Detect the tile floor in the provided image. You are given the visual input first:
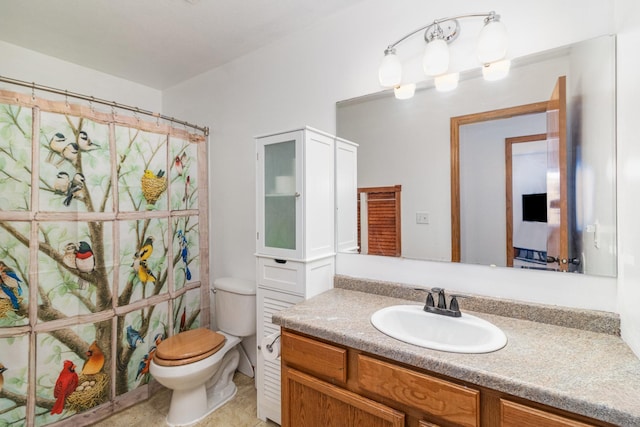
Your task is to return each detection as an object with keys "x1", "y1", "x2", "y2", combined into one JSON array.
[{"x1": 94, "y1": 373, "x2": 279, "y2": 427}]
